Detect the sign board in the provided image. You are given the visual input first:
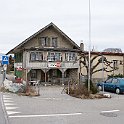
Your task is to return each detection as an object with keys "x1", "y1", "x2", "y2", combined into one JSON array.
[
  {"x1": 2, "y1": 55, "x2": 9, "y2": 65},
  {"x1": 48, "y1": 62, "x2": 61, "y2": 68}
]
